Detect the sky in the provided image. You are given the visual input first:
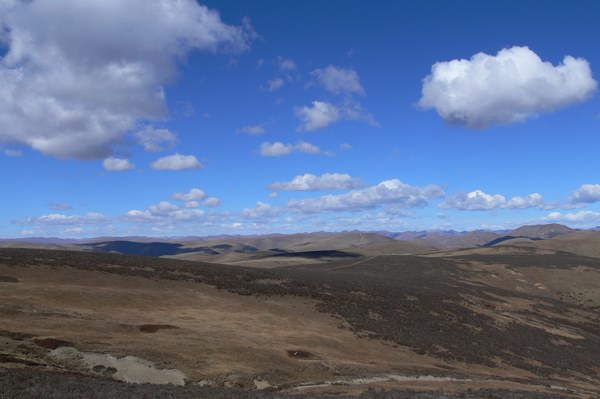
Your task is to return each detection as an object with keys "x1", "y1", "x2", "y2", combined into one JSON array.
[{"x1": 1, "y1": 0, "x2": 600, "y2": 238}]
